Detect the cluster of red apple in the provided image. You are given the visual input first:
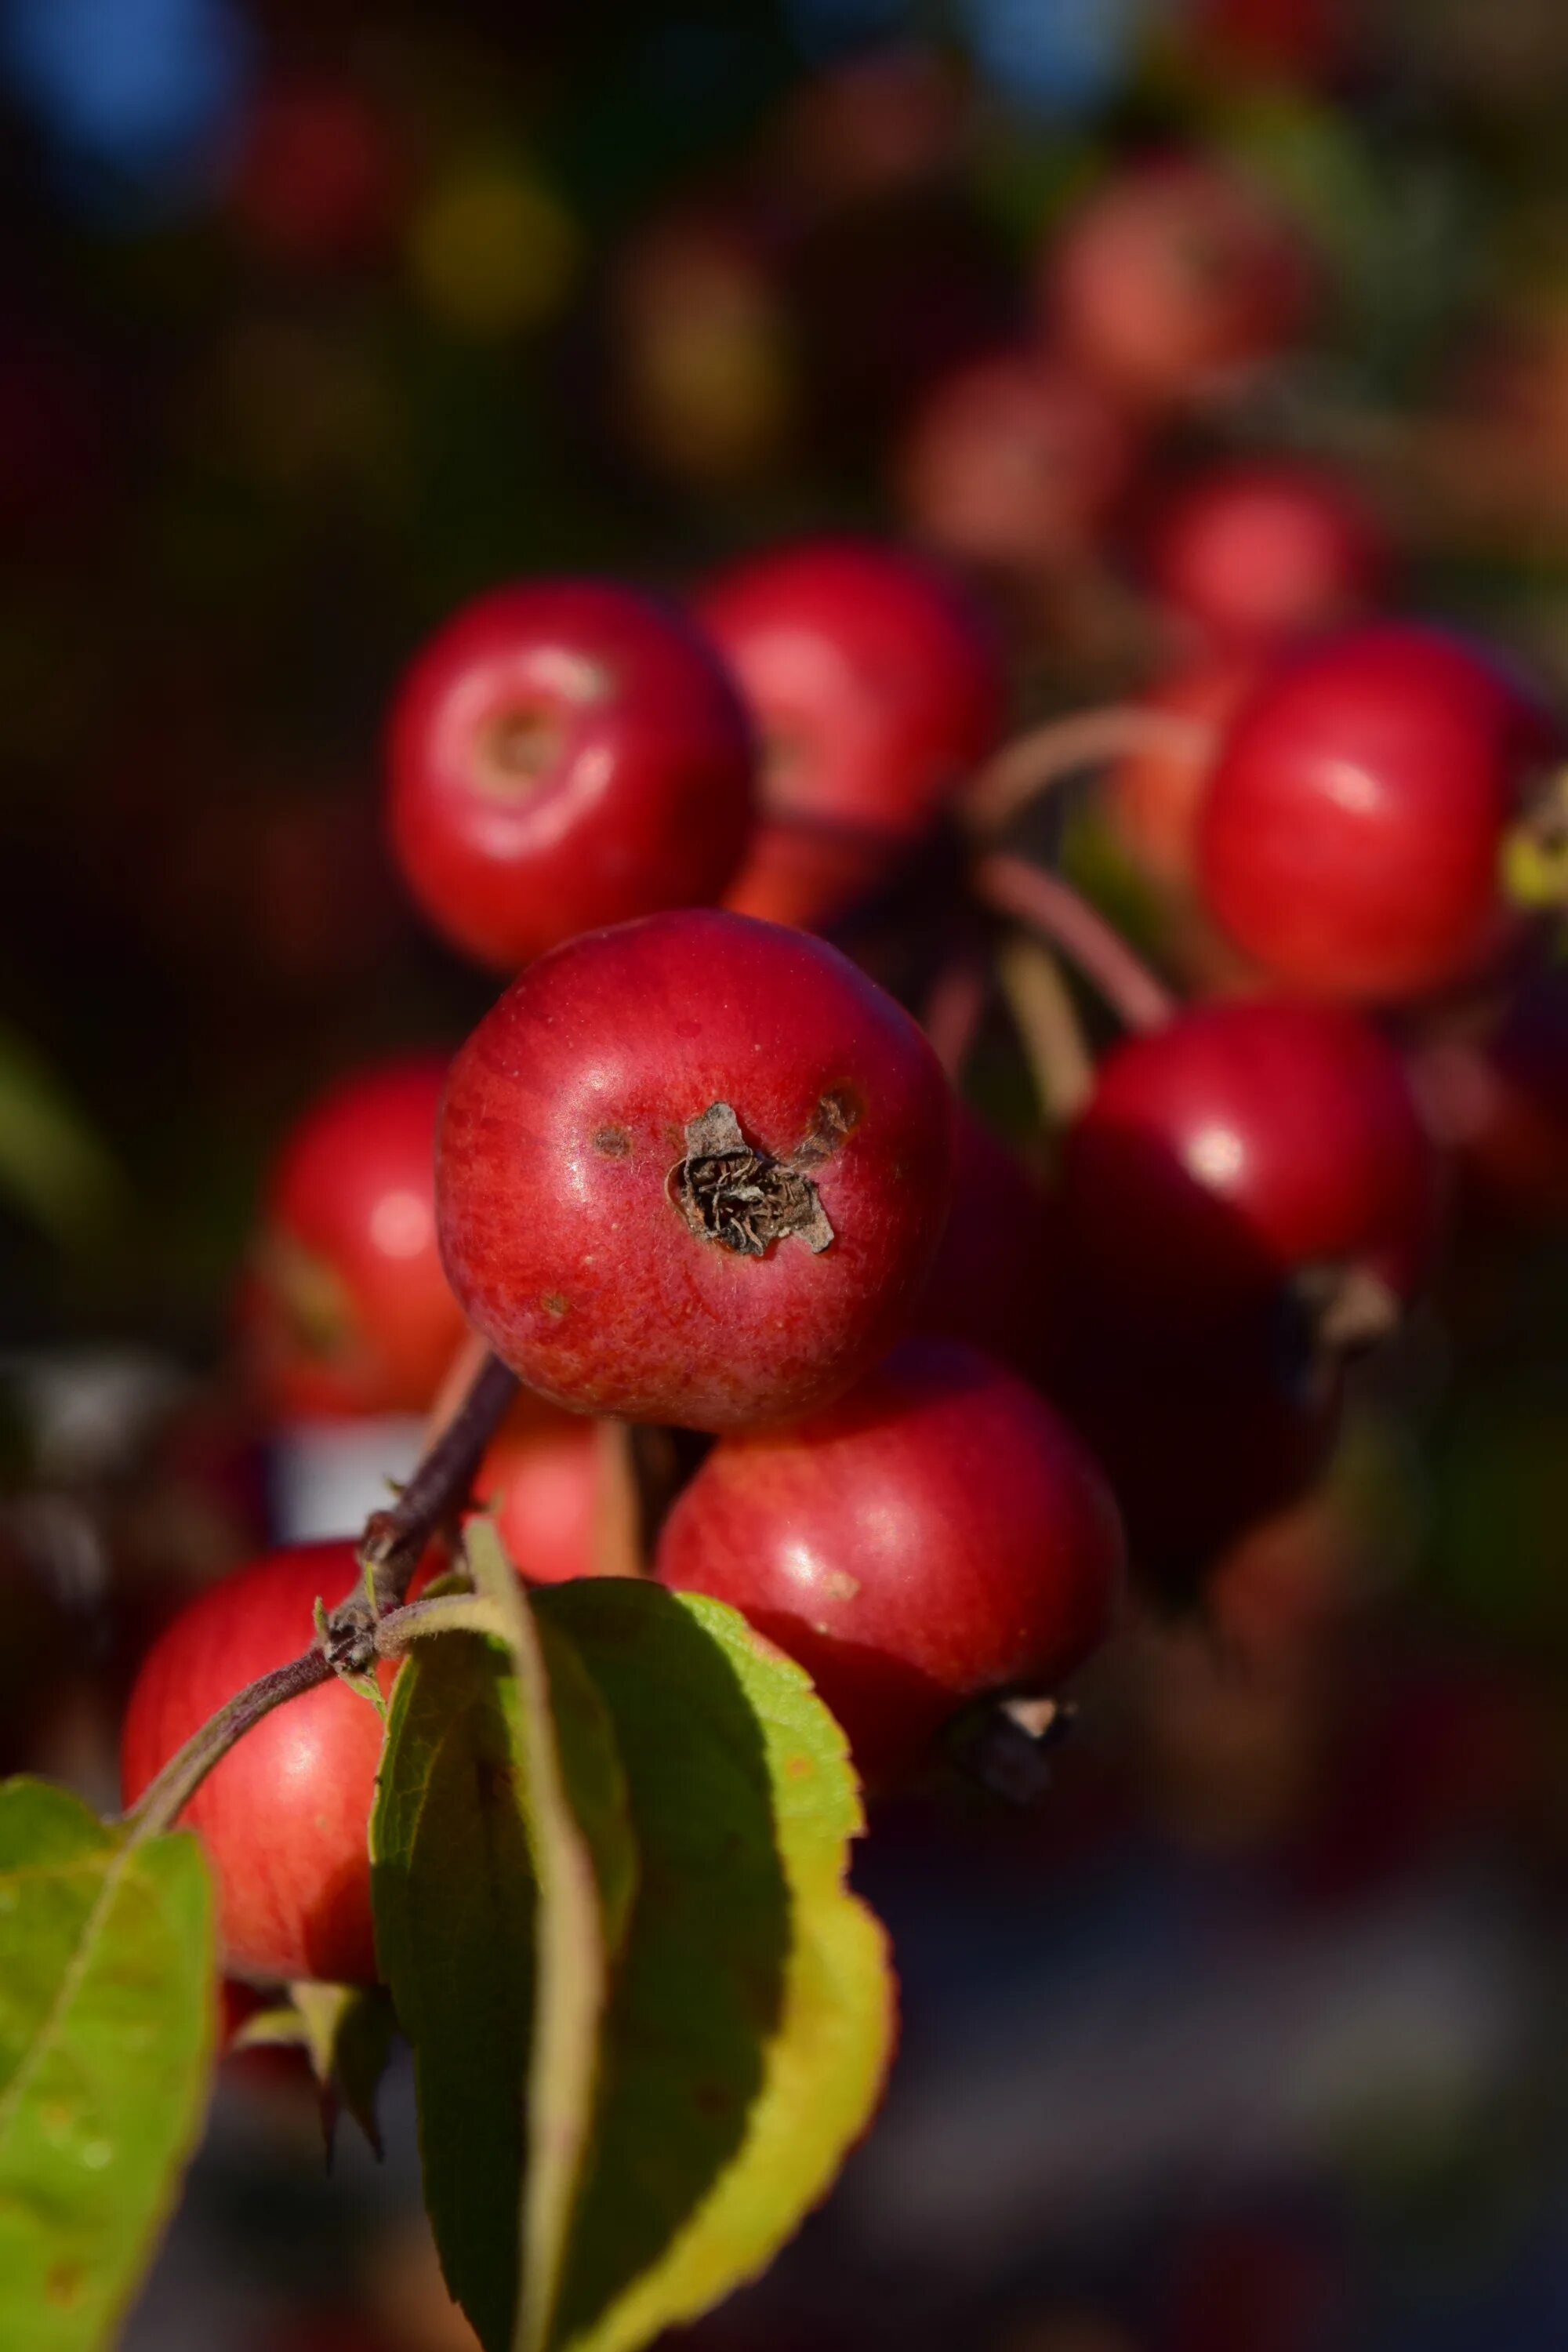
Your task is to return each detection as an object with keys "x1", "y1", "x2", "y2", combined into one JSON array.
[
  {"x1": 117, "y1": 149, "x2": 1568, "y2": 2008},
  {"x1": 896, "y1": 152, "x2": 1325, "y2": 588}
]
